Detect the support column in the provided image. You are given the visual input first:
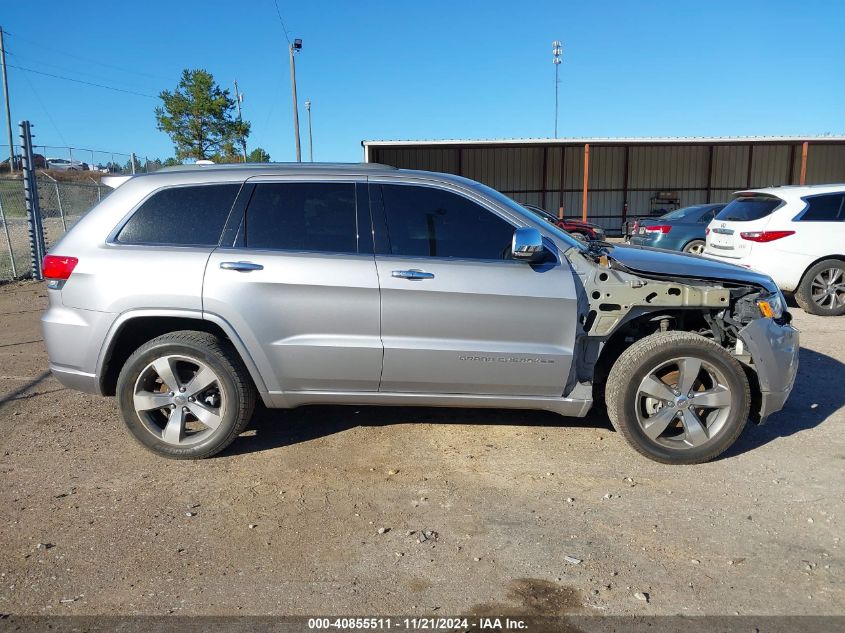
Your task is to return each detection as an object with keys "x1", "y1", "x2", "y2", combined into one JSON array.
[
  {"x1": 581, "y1": 143, "x2": 590, "y2": 222},
  {"x1": 799, "y1": 141, "x2": 809, "y2": 185}
]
